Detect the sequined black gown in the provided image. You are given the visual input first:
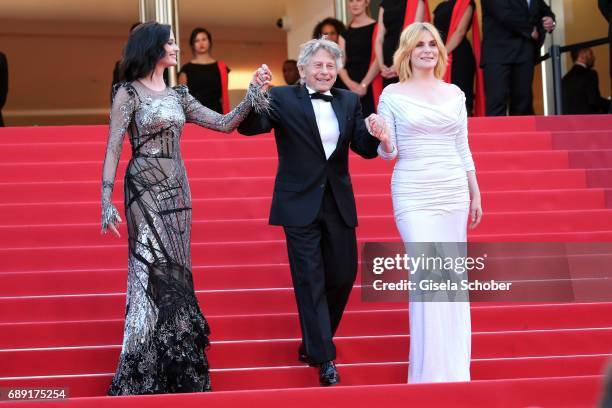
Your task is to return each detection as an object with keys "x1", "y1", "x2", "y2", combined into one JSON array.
[{"x1": 101, "y1": 80, "x2": 261, "y2": 395}]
